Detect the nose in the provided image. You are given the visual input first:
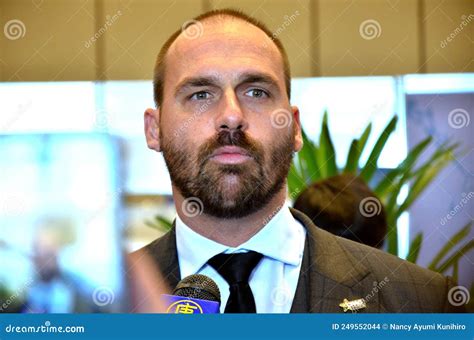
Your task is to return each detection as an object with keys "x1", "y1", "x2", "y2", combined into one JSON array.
[{"x1": 214, "y1": 89, "x2": 248, "y2": 132}]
